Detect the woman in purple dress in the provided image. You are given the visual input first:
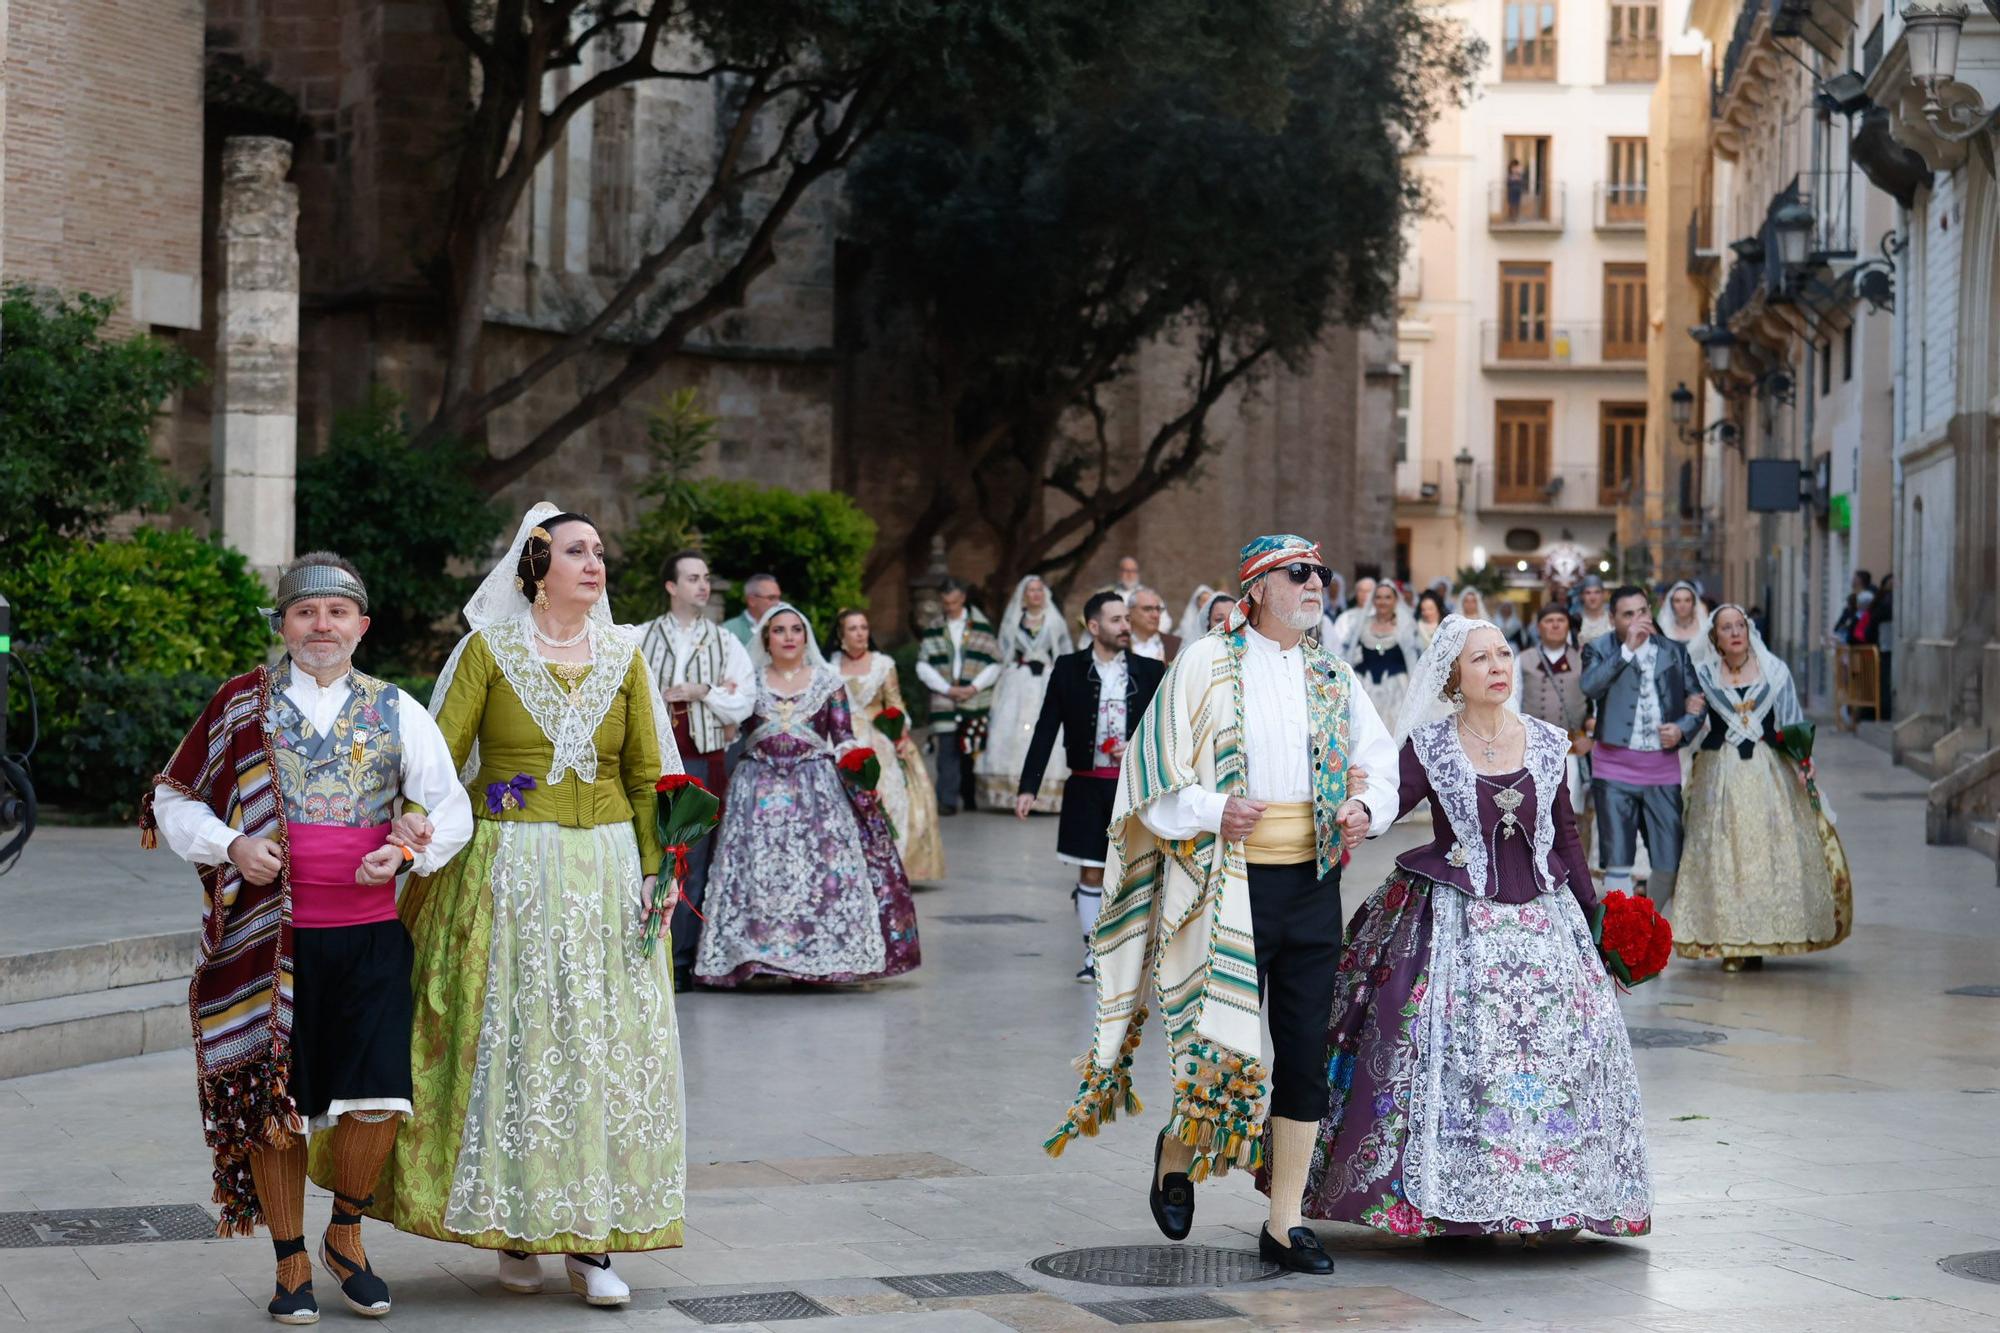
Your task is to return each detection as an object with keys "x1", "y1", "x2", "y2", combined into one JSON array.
[
  {"x1": 1297, "y1": 615, "x2": 1652, "y2": 1238},
  {"x1": 694, "y1": 604, "x2": 921, "y2": 986}
]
